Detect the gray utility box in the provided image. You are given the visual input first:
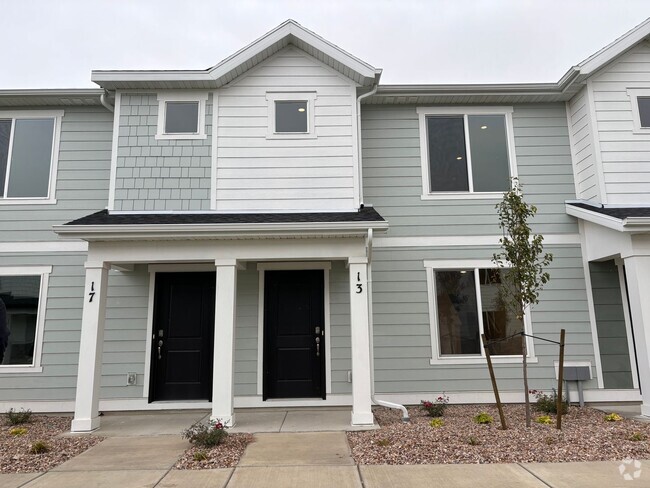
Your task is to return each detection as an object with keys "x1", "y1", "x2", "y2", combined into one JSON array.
[{"x1": 563, "y1": 365, "x2": 591, "y2": 407}]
